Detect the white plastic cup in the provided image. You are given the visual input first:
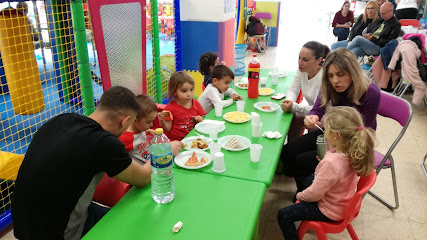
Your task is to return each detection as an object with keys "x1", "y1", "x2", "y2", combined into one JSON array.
[
  {"x1": 212, "y1": 152, "x2": 226, "y2": 173},
  {"x1": 210, "y1": 142, "x2": 221, "y2": 159},
  {"x1": 214, "y1": 103, "x2": 223, "y2": 117},
  {"x1": 272, "y1": 66, "x2": 278, "y2": 74},
  {"x1": 251, "y1": 122, "x2": 263, "y2": 138},
  {"x1": 208, "y1": 125, "x2": 218, "y2": 140},
  {"x1": 236, "y1": 100, "x2": 246, "y2": 112},
  {"x1": 250, "y1": 144, "x2": 263, "y2": 163},
  {"x1": 260, "y1": 77, "x2": 267, "y2": 87},
  {"x1": 271, "y1": 75, "x2": 278, "y2": 85}
]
